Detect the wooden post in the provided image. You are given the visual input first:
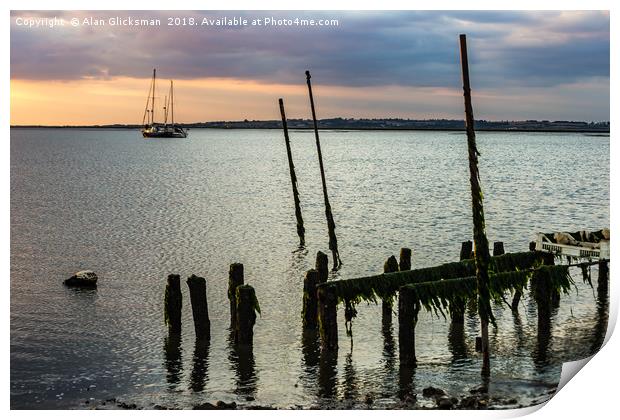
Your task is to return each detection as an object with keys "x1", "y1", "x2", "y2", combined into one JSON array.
[
  {"x1": 383, "y1": 256, "x2": 399, "y2": 324},
  {"x1": 399, "y1": 248, "x2": 412, "y2": 271},
  {"x1": 456, "y1": 243, "x2": 472, "y2": 322},
  {"x1": 306, "y1": 70, "x2": 342, "y2": 270},
  {"x1": 279, "y1": 98, "x2": 306, "y2": 248},
  {"x1": 186, "y1": 274, "x2": 211, "y2": 341},
  {"x1": 317, "y1": 286, "x2": 338, "y2": 351},
  {"x1": 460, "y1": 240, "x2": 473, "y2": 261},
  {"x1": 165, "y1": 274, "x2": 182, "y2": 334},
  {"x1": 493, "y1": 241, "x2": 505, "y2": 256},
  {"x1": 398, "y1": 286, "x2": 418, "y2": 367},
  {"x1": 316, "y1": 251, "x2": 329, "y2": 284},
  {"x1": 235, "y1": 285, "x2": 258, "y2": 345},
  {"x1": 228, "y1": 263, "x2": 244, "y2": 329},
  {"x1": 529, "y1": 241, "x2": 537, "y2": 251},
  {"x1": 303, "y1": 269, "x2": 320, "y2": 329},
  {"x1": 460, "y1": 33, "x2": 492, "y2": 377},
  {"x1": 597, "y1": 260, "x2": 609, "y2": 297}
]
